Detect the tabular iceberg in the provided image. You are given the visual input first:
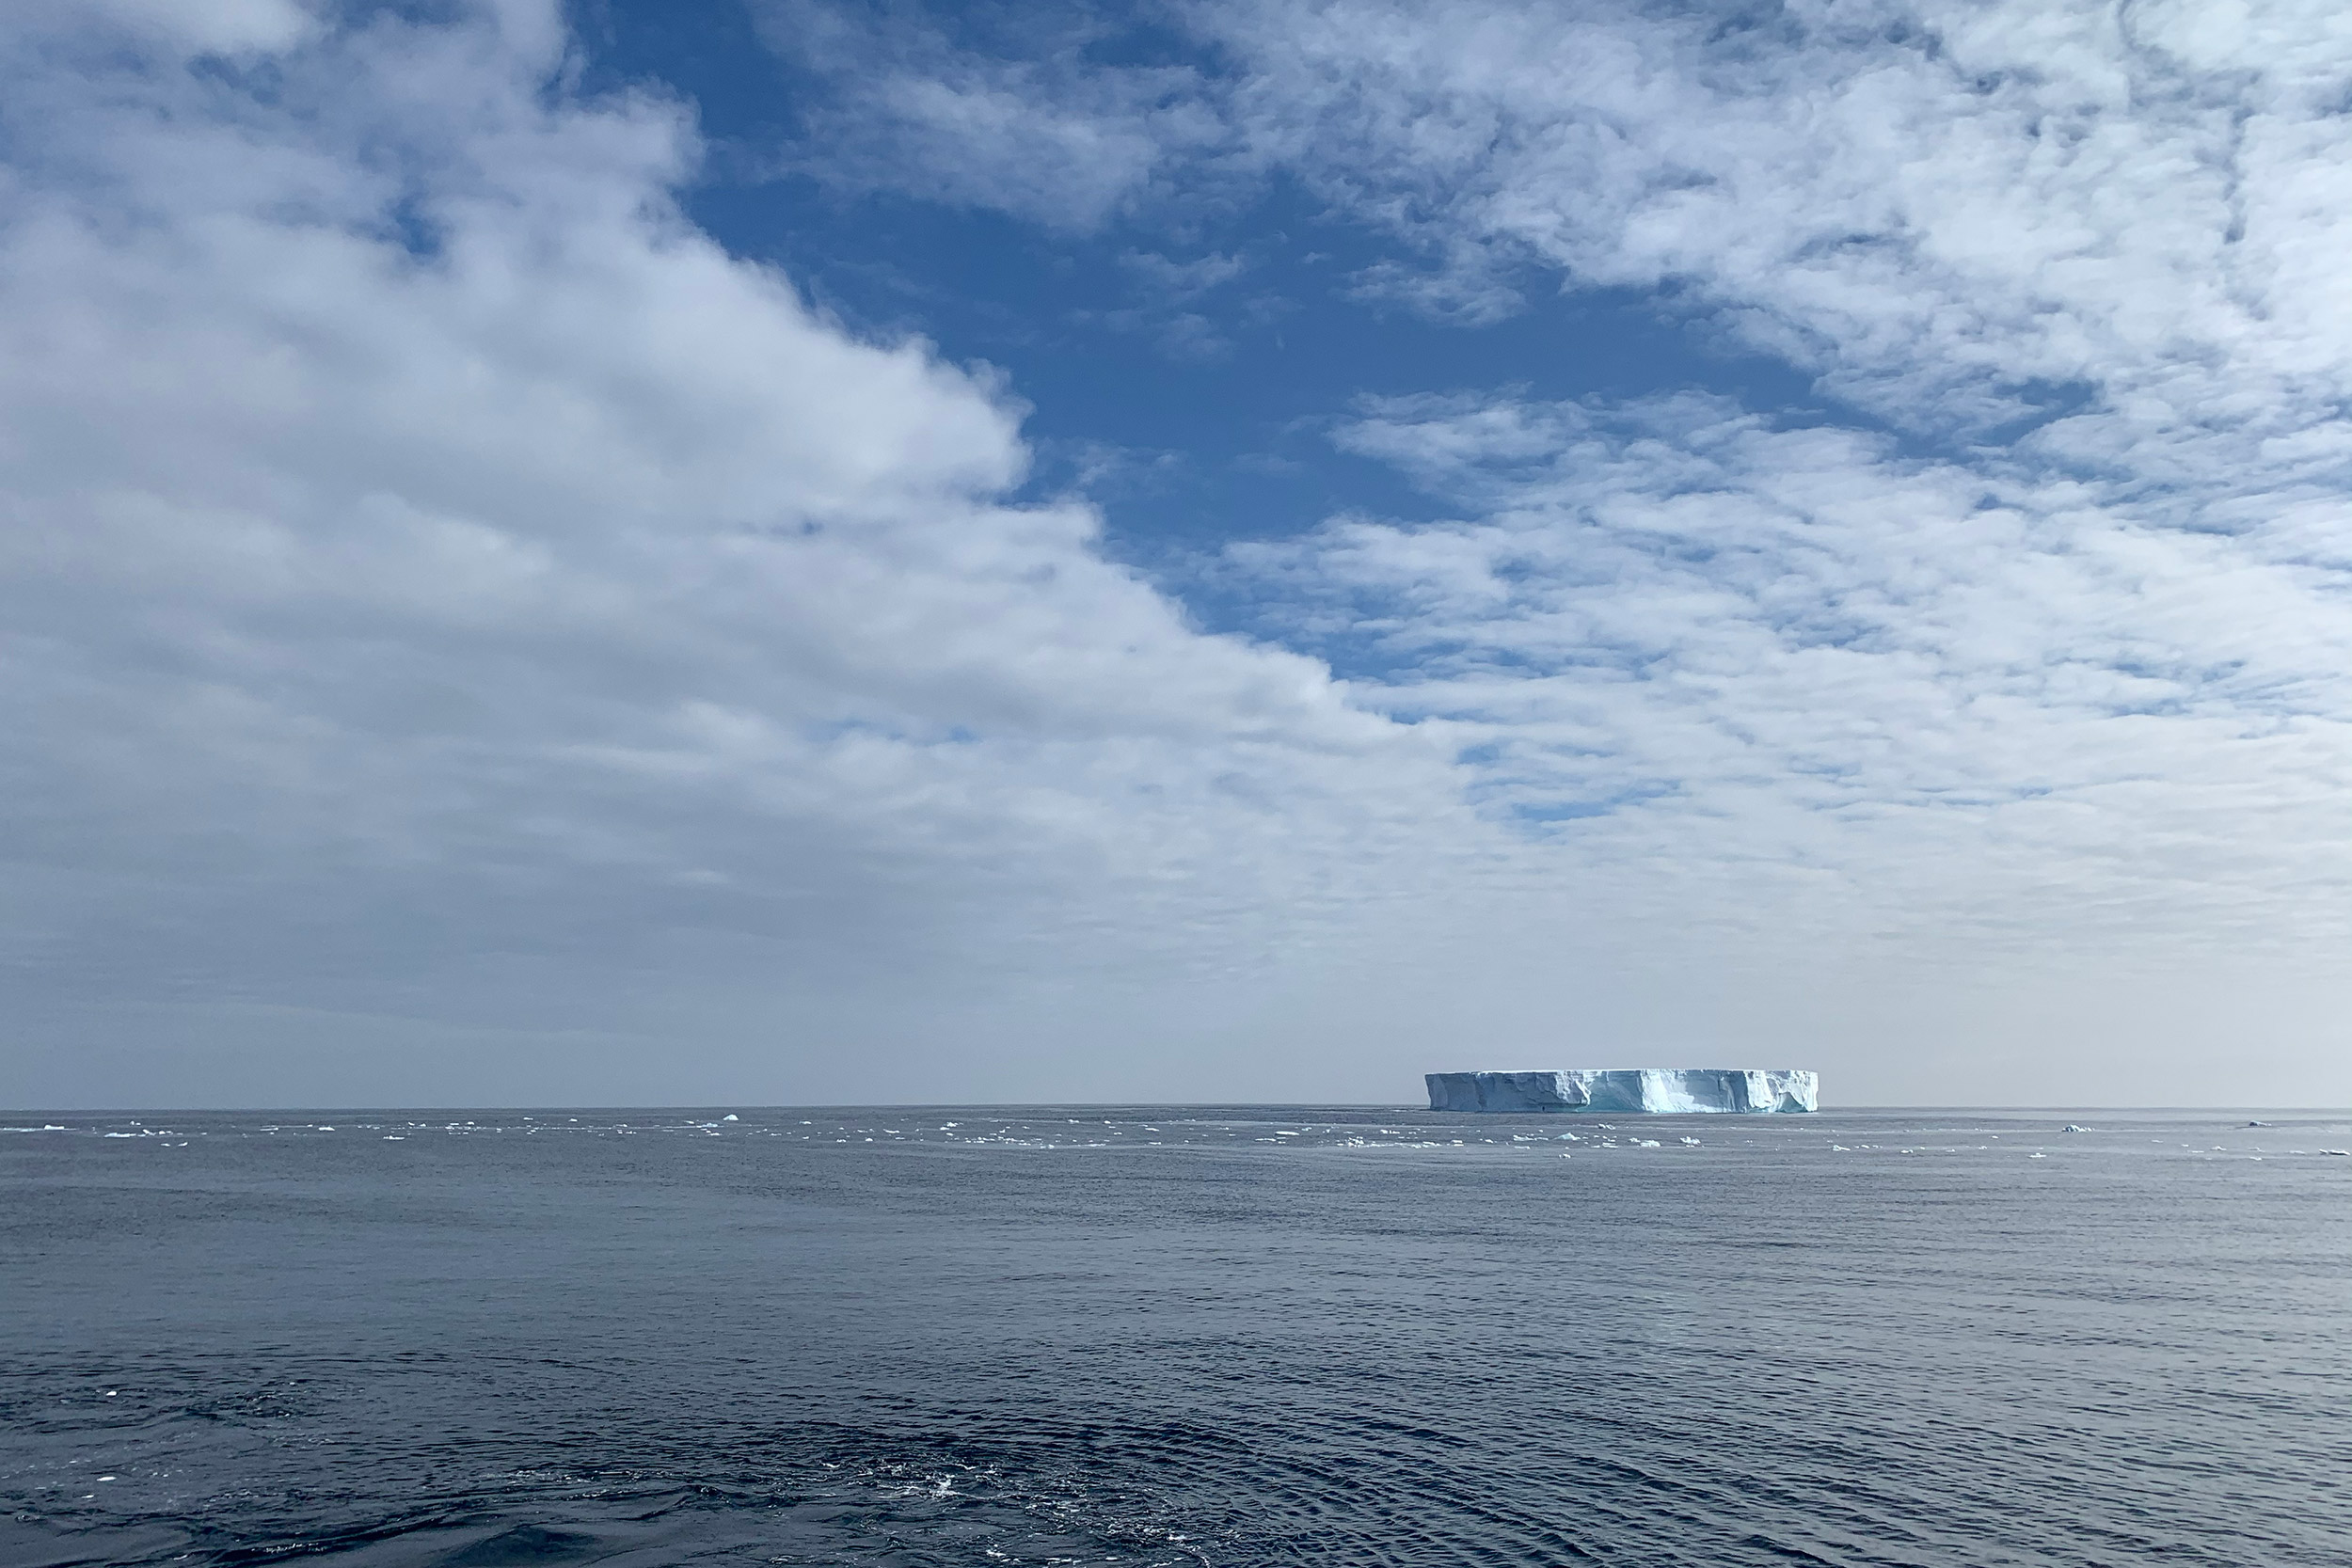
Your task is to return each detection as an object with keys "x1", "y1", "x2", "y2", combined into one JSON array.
[{"x1": 1426, "y1": 1069, "x2": 1818, "y2": 1114}]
